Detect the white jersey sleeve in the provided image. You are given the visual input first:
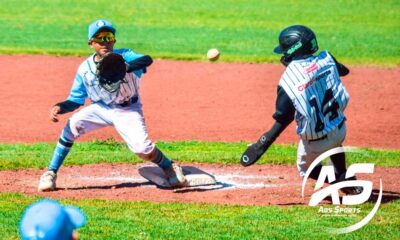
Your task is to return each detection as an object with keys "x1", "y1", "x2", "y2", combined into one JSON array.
[{"x1": 278, "y1": 51, "x2": 349, "y2": 140}]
